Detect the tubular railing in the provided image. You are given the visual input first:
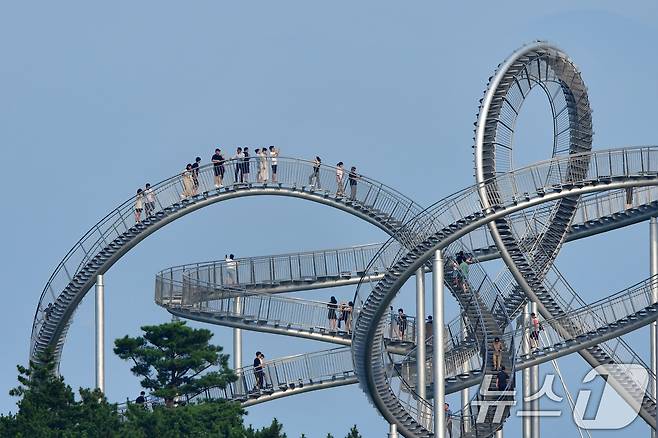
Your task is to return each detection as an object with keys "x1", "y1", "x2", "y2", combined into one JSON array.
[
  {"x1": 355, "y1": 147, "x2": 658, "y2": 321},
  {"x1": 353, "y1": 146, "x2": 658, "y2": 435},
  {"x1": 158, "y1": 242, "x2": 401, "y2": 292},
  {"x1": 191, "y1": 347, "x2": 354, "y2": 402},
  {"x1": 159, "y1": 269, "x2": 477, "y2": 353},
  {"x1": 33, "y1": 156, "x2": 425, "y2": 358},
  {"x1": 506, "y1": 275, "x2": 658, "y2": 359}
]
